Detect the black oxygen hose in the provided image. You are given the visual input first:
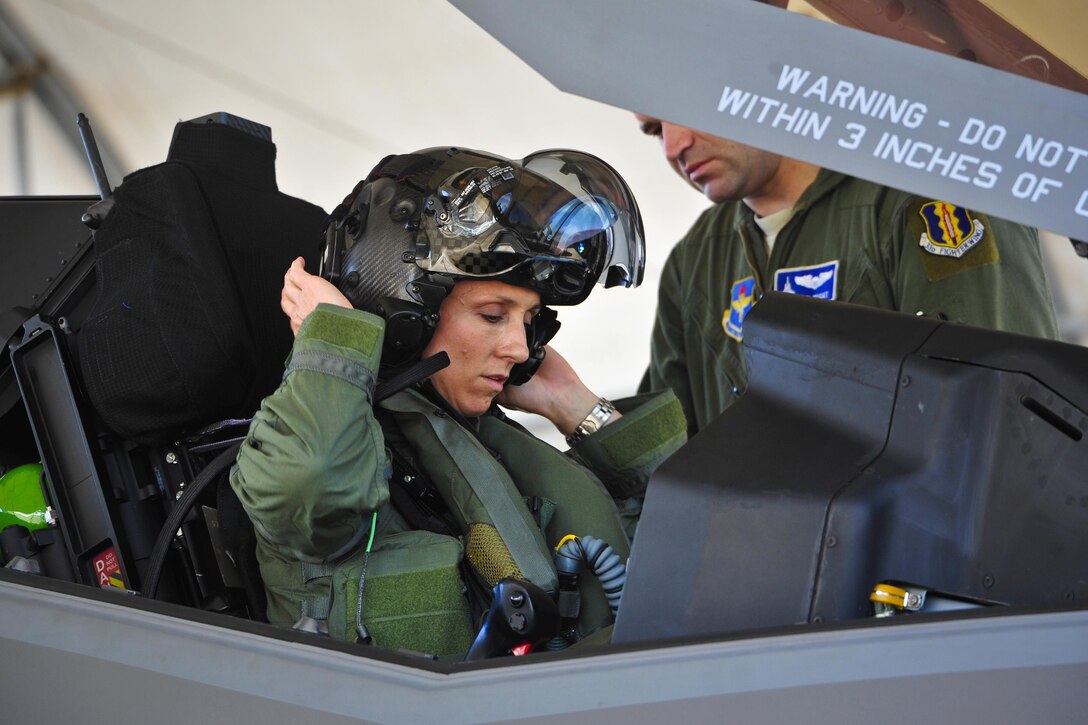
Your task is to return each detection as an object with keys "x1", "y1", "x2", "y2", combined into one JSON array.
[{"x1": 547, "y1": 535, "x2": 626, "y2": 650}]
